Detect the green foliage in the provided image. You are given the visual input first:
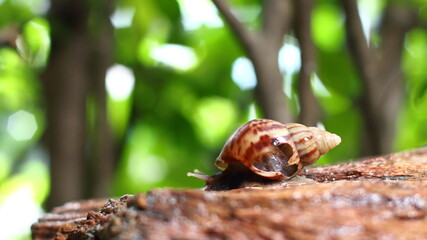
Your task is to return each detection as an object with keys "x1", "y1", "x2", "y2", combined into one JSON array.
[
  {"x1": 18, "y1": 17, "x2": 50, "y2": 67},
  {"x1": 1, "y1": 0, "x2": 427, "y2": 238},
  {"x1": 0, "y1": 48, "x2": 39, "y2": 110},
  {"x1": 395, "y1": 29, "x2": 427, "y2": 150},
  {"x1": 312, "y1": 2, "x2": 345, "y2": 52},
  {"x1": 0, "y1": 0, "x2": 34, "y2": 27}
]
